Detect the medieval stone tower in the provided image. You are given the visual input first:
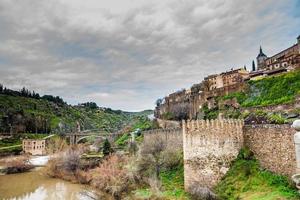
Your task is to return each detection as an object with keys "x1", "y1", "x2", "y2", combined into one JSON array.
[{"x1": 256, "y1": 46, "x2": 268, "y2": 70}]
